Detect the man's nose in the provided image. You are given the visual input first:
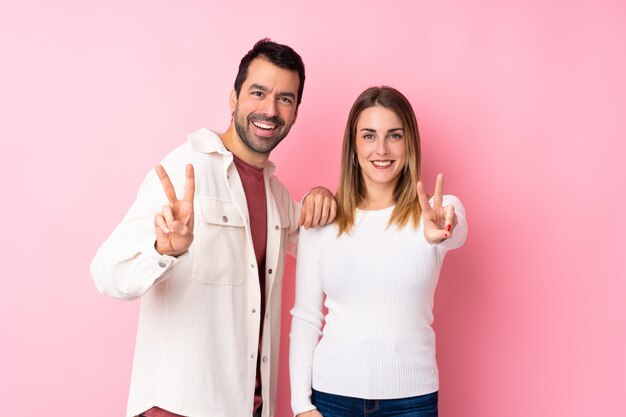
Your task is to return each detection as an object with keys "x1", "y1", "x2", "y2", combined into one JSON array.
[{"x1": 259, "y1": 97, "x2": 278, "y2": 117}]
